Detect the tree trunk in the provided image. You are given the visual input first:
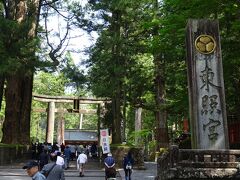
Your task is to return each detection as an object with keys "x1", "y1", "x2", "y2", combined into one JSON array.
[
  {"x1": 0, "y1": 76, "x2": 5, "y2": 110},
  {"x1": 152, "y1": 0, "x2": 169, "y2": 151},
  {"x1": 2, "y1": 72, "x2": 33, "y2": 144},
  {"x1": 122, "y1": 90, "x2": 127, "y2": 142},
  {"x1": 154, "y1": 54, "x2": 169, "y2": 151},
  {"x1": 111, "y1": 9, "x2": 122, "y2": 144},
  {"x1": 19, "y1": 73, "x2": 33, "y2": 144},
  {"x1": 135, "y1": 107, "x2": 142, "y2": 145},
  {"x1": 112, "y1": 96, "x2": 122, "y2": 143},
  {"x1": 2, "y1": 0, "x2": 41, "y2": 144},
  {"x1": 2, "y1": 75, "x2": 22, "y2": 144}
]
